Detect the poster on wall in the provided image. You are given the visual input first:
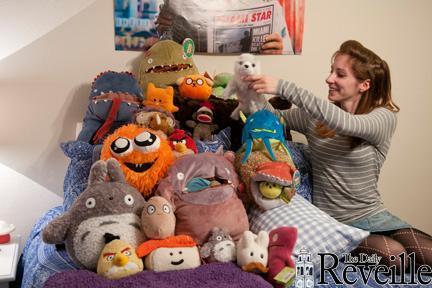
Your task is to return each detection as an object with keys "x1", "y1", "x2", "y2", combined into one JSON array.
[{"x1": 114, "y1": 0, "x2": 305, "y2": 54}]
